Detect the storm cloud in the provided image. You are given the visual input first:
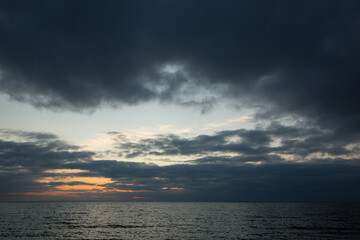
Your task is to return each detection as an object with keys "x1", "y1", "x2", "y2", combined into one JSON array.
[
  {"x1": 0, "y1": 1, "x2": 360, "y2": 202},
  {"x1": 59, "y1": 159, "x2": 360, "y2": 202},
  {"x1": 0, "y1": 0, "x2": 359, "y2": 132}
]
